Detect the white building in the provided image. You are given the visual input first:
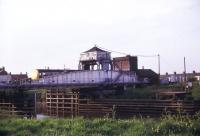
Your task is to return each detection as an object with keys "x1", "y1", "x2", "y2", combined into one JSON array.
[{"x1": 79, "y1": 46, "x2": 112, "y2": 71}]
